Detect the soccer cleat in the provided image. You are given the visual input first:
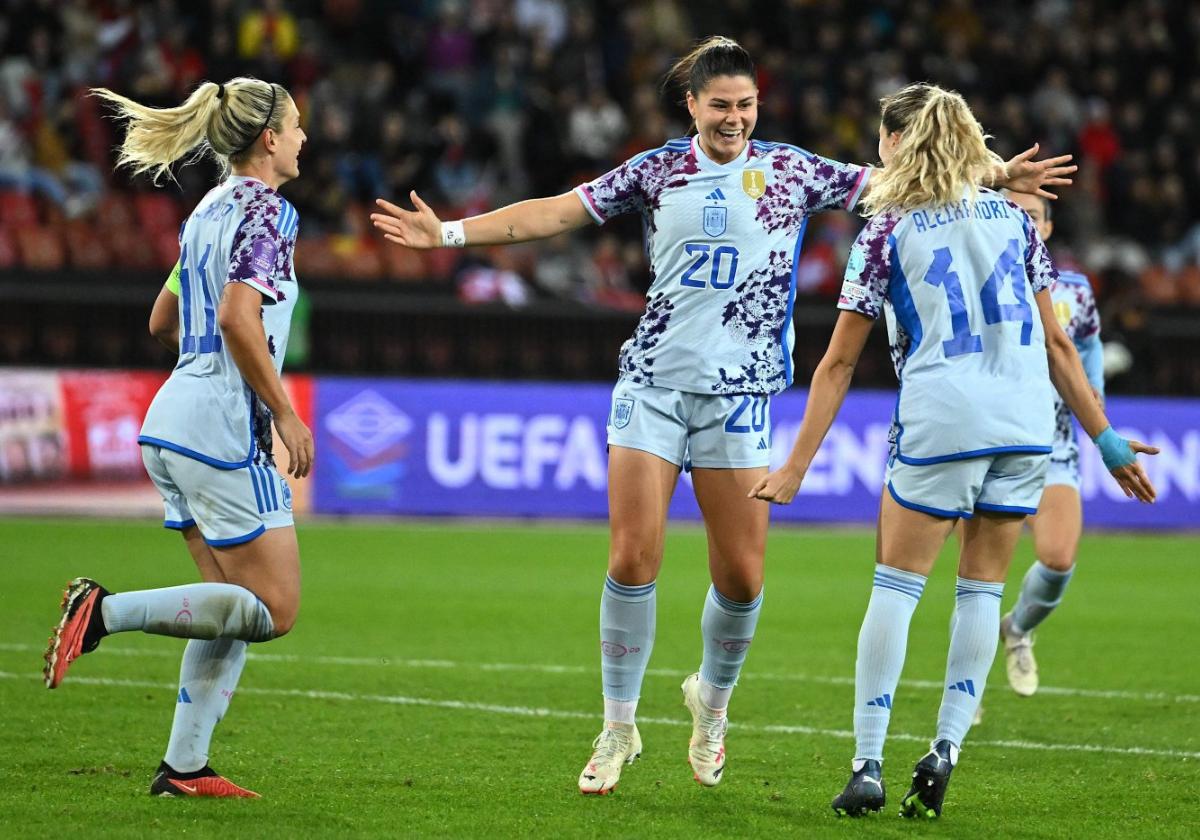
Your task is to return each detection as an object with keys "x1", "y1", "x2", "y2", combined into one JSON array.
[
  {"x1": 150, "y1": 762, "x2": 260, "y2": 798},
  {"x1": 1000, "y1": 613, "x2": 1038, "y2": 696},
  {"x1": 43, "y1": 577, "x2": 109, "y2": 689},
  {"x1": 578, "y1": 722, "x2": 642, "y2": 795},
  {"x1": 899, "y1": 740, "x2": 957, "y2": 819},
  {"x1": 831, "y1": 759, "x2": 885, "y2": 817},
  {"x1": 681, "y1": 673, "x2": 727, "y2": 787}
]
